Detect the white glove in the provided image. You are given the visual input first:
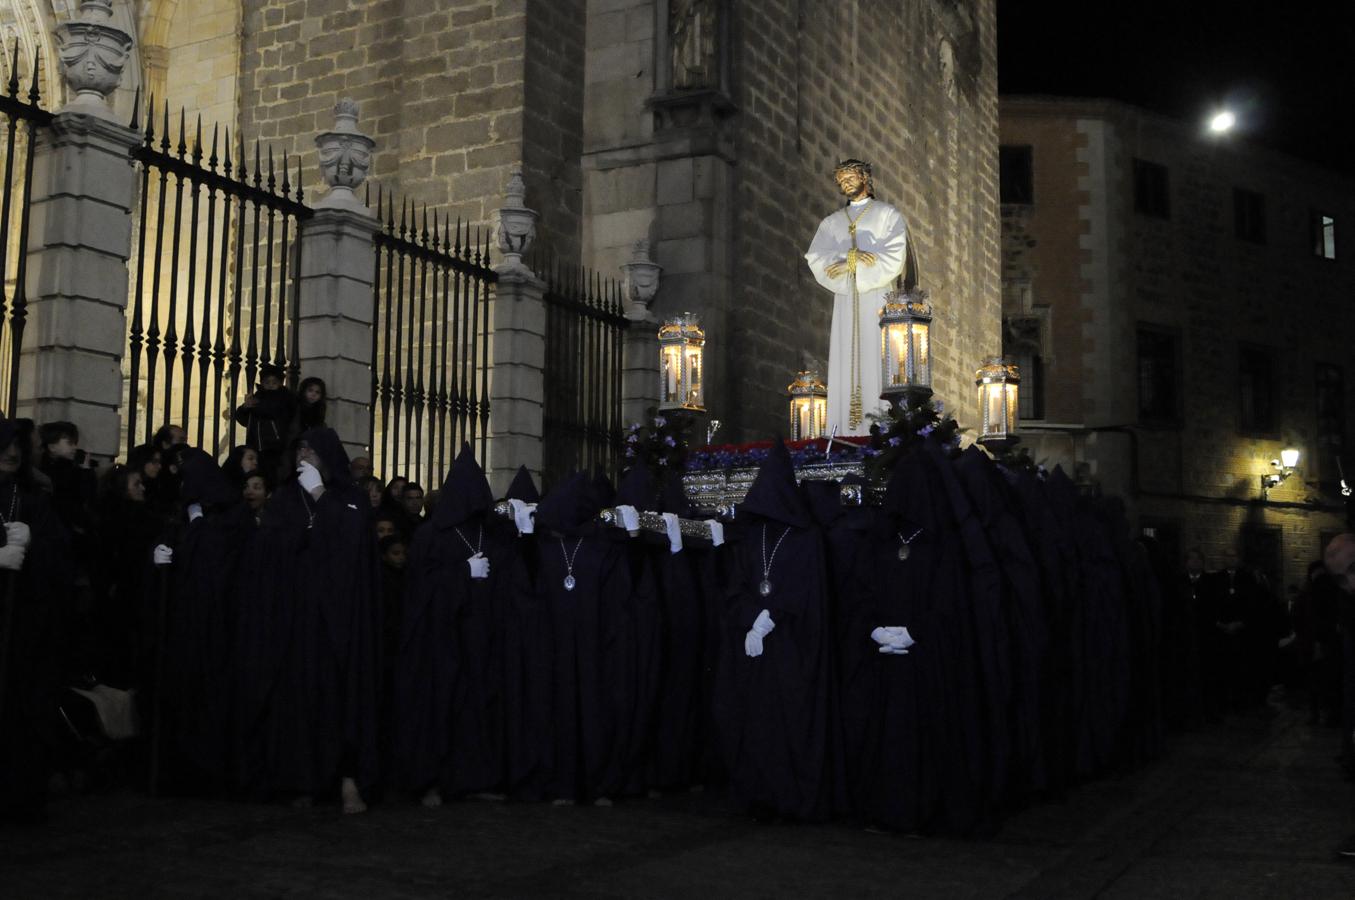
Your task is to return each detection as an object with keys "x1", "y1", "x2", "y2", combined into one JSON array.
[
  {"x1": 4, "y1": 521, "x2": 31, "y2": 550},
  {"x1": 0, "y1": 543, "x2": 26, "y2": 571},
  {"x1": 705, "y1": 520, "x2": 724, "y2": 546},
  {"x1": 153, "y1": 544, "x2": 174, "y2": 567},
  {"x1": 508, "y1": 499, "x2": 536, "y2": 535},
  {"x1": 296, "y1": 460, "x2": 324, "y2": 495},
  {"x1": 661, "y1": 512, "x2": 683, "y2": 554},
  {"x1": 186, "y1": 503, "x2": 204, "y2": 523},
  {"x1": 744, "y1": 608, "x2": 775, "y2": 658},
  {"x1": 871, "y1": 625, "x2": 915, "y2": 655},
  {"x1": 467, "y1": 552, "x2": 490, "y2": 579},
  {"x1": 615, "y1": 505, "x2": 641, "y2": 536}
]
